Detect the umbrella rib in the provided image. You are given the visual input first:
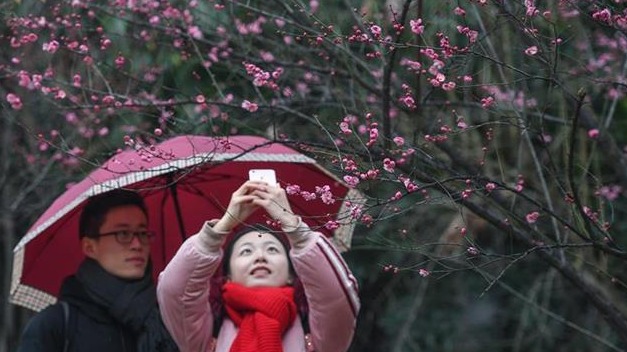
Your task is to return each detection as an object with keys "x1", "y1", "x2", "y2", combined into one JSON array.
[{"x1": 167, "y1": 174, "x2": 187, "y2": 242}]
